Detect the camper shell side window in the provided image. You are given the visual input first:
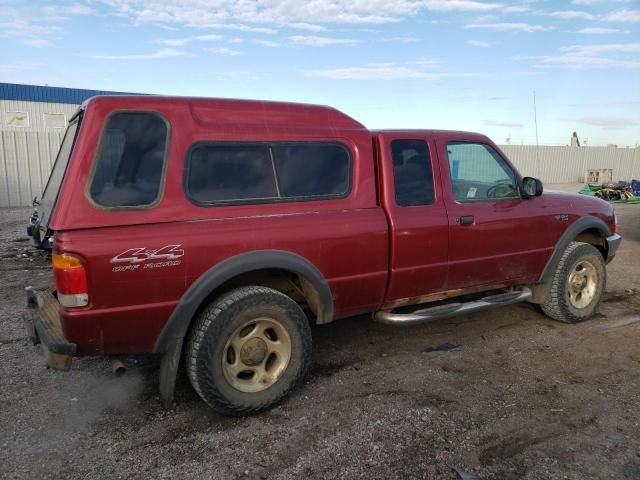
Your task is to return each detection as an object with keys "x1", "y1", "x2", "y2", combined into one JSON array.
[{"x1": 87, "y1": 111, "x2": 169, "y2": 209}]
